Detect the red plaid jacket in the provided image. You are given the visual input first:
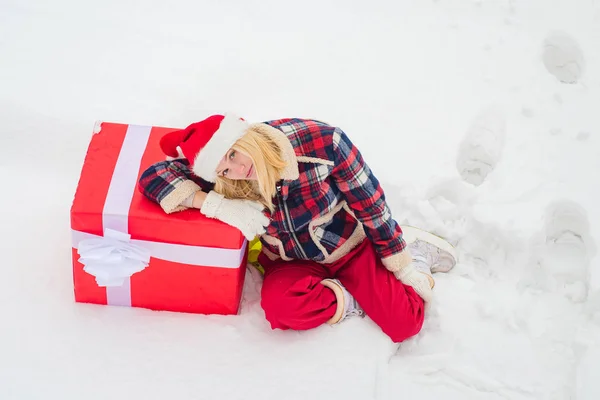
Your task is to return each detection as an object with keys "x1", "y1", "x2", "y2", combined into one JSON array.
[{"x1": 138, "y1": 118, "x2": 410, "y2": 271}]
